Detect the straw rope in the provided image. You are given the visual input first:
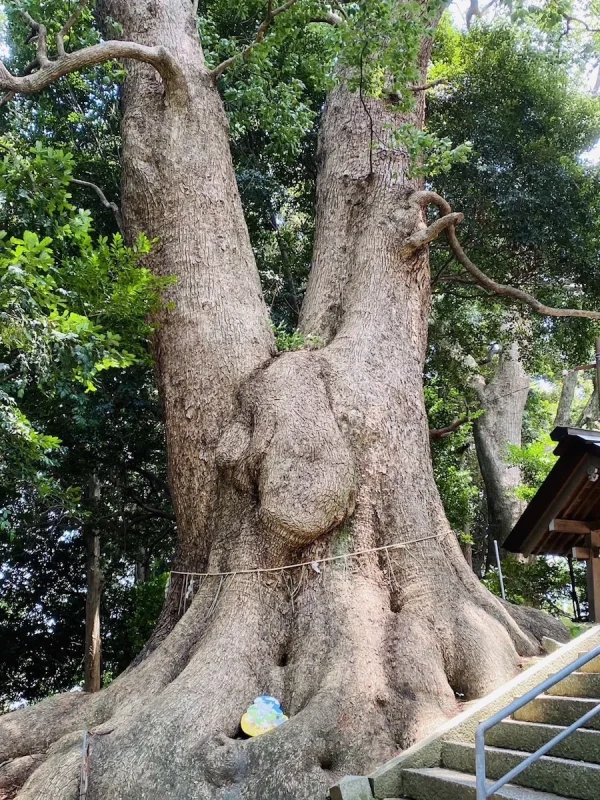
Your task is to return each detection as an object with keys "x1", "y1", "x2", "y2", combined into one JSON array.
[{"x1": 169, "y1": 531, "x2": 448, "y2": 580}]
